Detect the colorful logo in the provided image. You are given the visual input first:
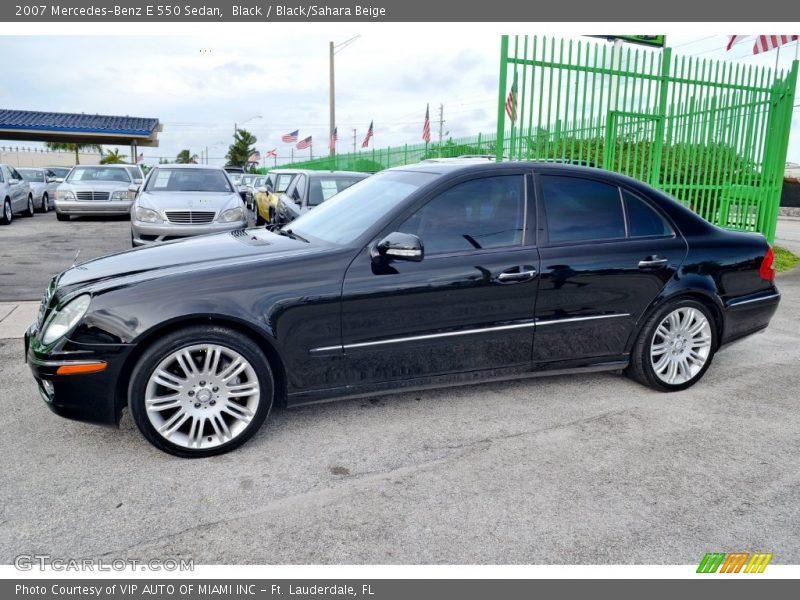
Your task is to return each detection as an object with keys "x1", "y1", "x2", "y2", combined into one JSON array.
[{"x1": 697, "y1": 552, "x2": 773, "y2": 573}]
